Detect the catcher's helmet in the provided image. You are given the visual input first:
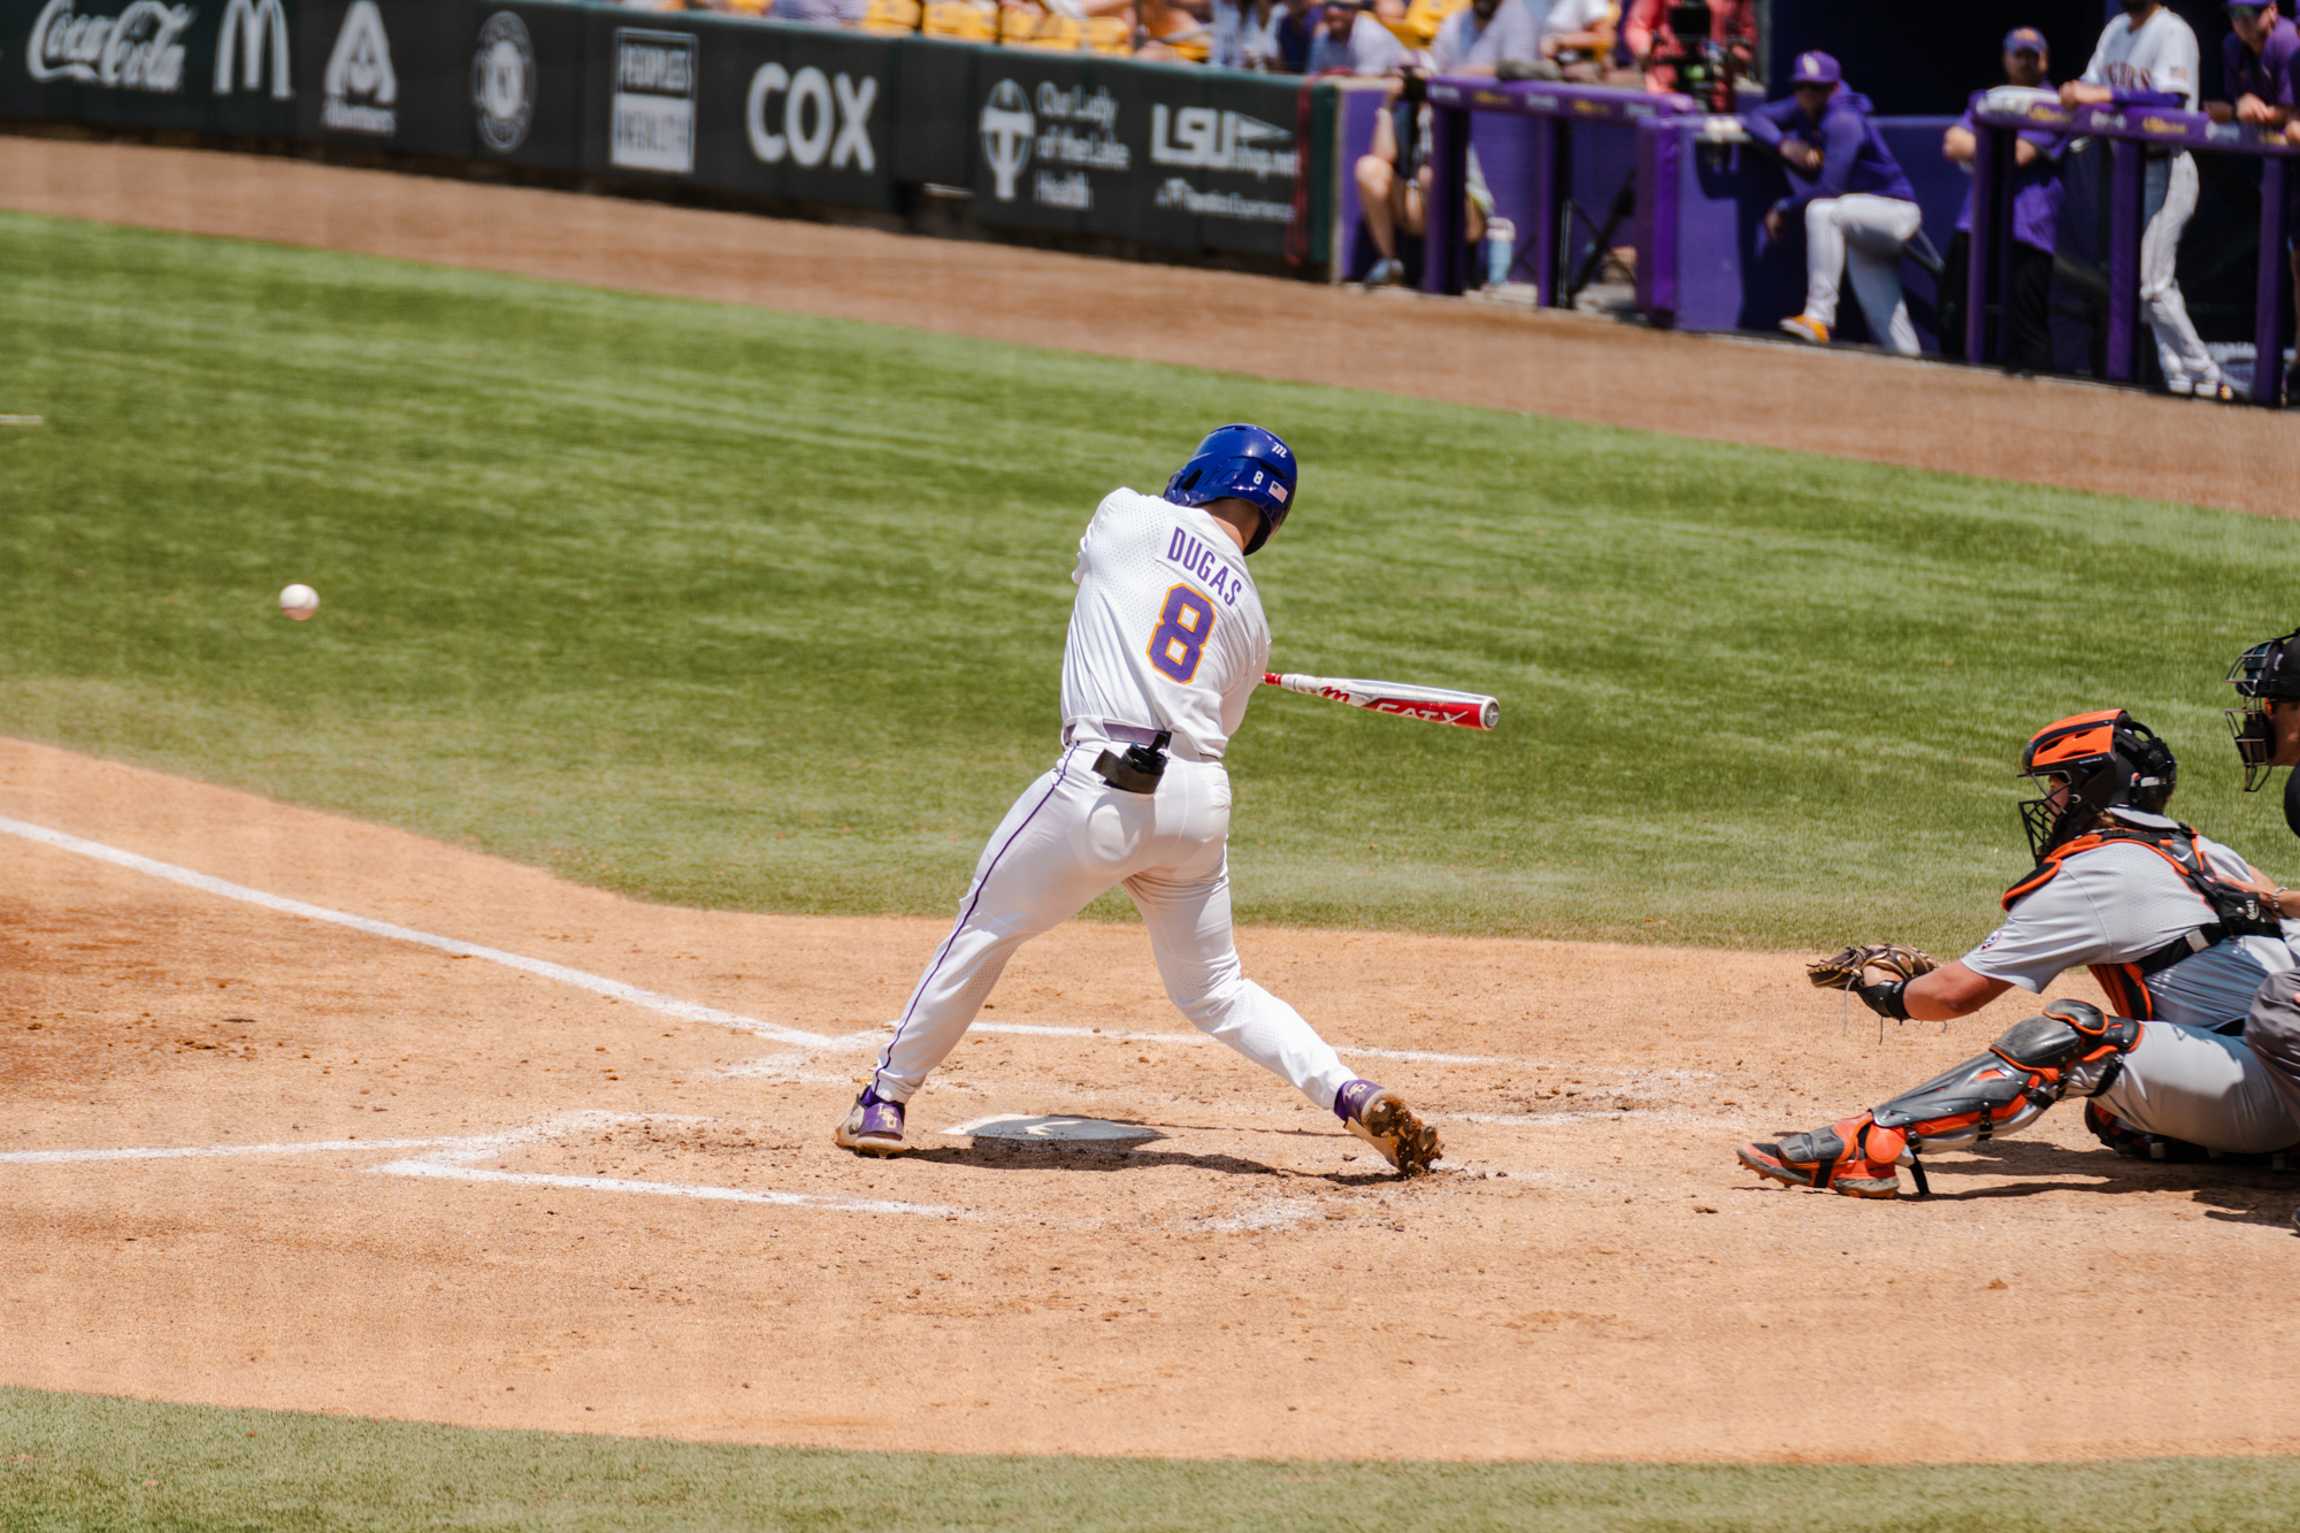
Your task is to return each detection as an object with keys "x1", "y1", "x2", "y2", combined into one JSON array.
[
  {"x1": 1164, "y1": 424, "x2": 1296, "y2": 556},
  {"x1": 2017, "y1": 709, "x2": 2177, "y2": 862},
  {"x1": 2225, "y1": 627, "x2": 2300, "y2": 791}
]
